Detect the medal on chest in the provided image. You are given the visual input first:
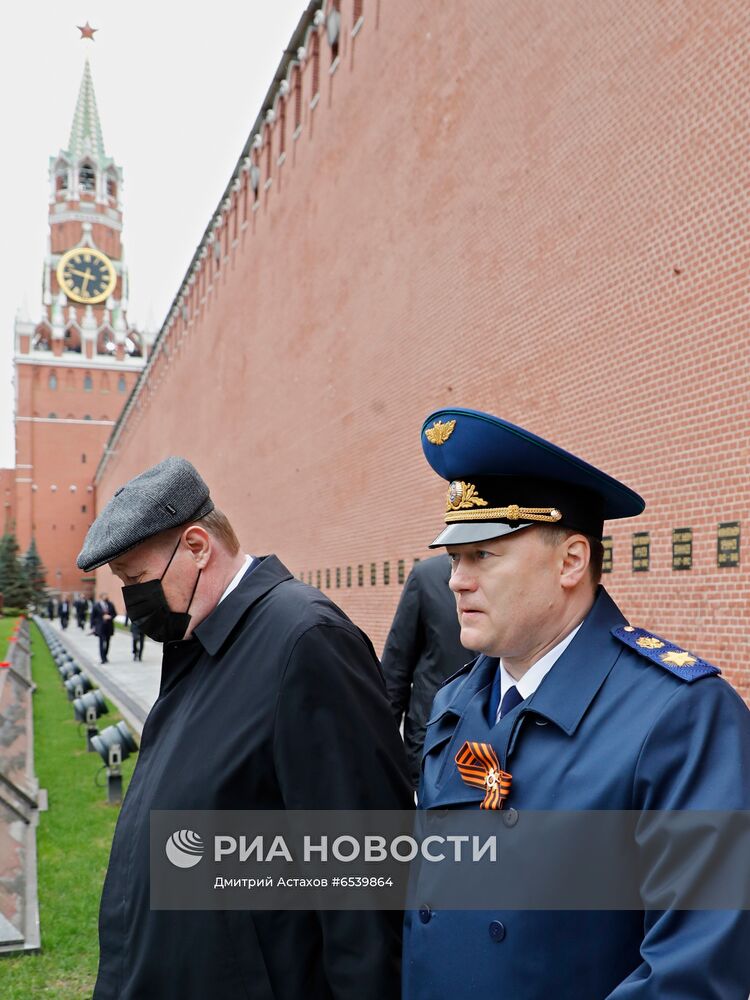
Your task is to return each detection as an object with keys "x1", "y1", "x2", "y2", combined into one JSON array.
[{"x1": 455, "y1": 740, "x2": 512, "y2": 809}]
